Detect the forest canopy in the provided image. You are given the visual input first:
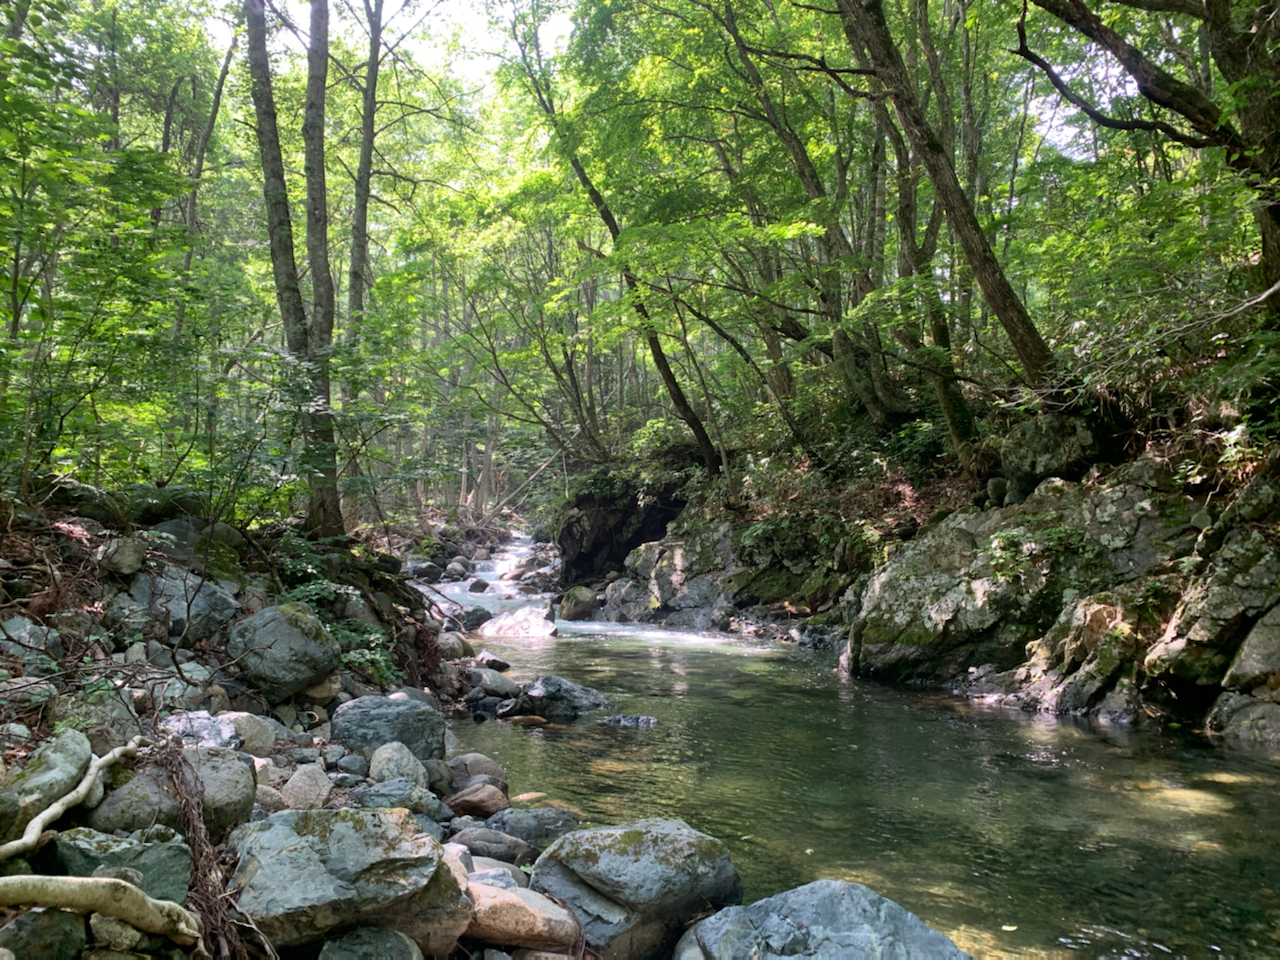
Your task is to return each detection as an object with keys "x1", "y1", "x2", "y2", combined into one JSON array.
[{"x1": 1, "y1": 0, "x2": 1276, "y2": 533}]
